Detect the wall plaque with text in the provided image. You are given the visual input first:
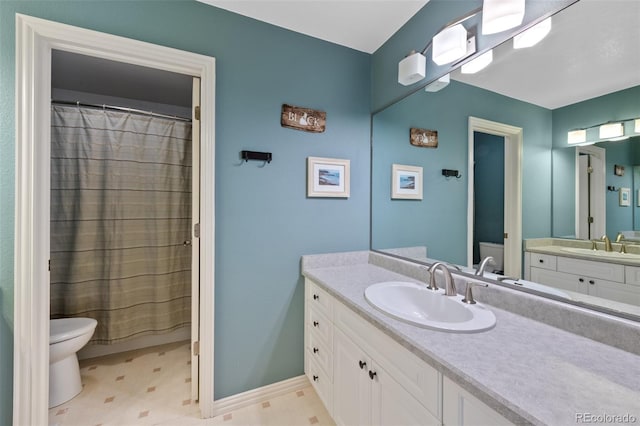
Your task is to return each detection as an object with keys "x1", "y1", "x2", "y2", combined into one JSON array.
[{"x1": 281, "y1": 104, "x2": 326, "y2": 133}]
